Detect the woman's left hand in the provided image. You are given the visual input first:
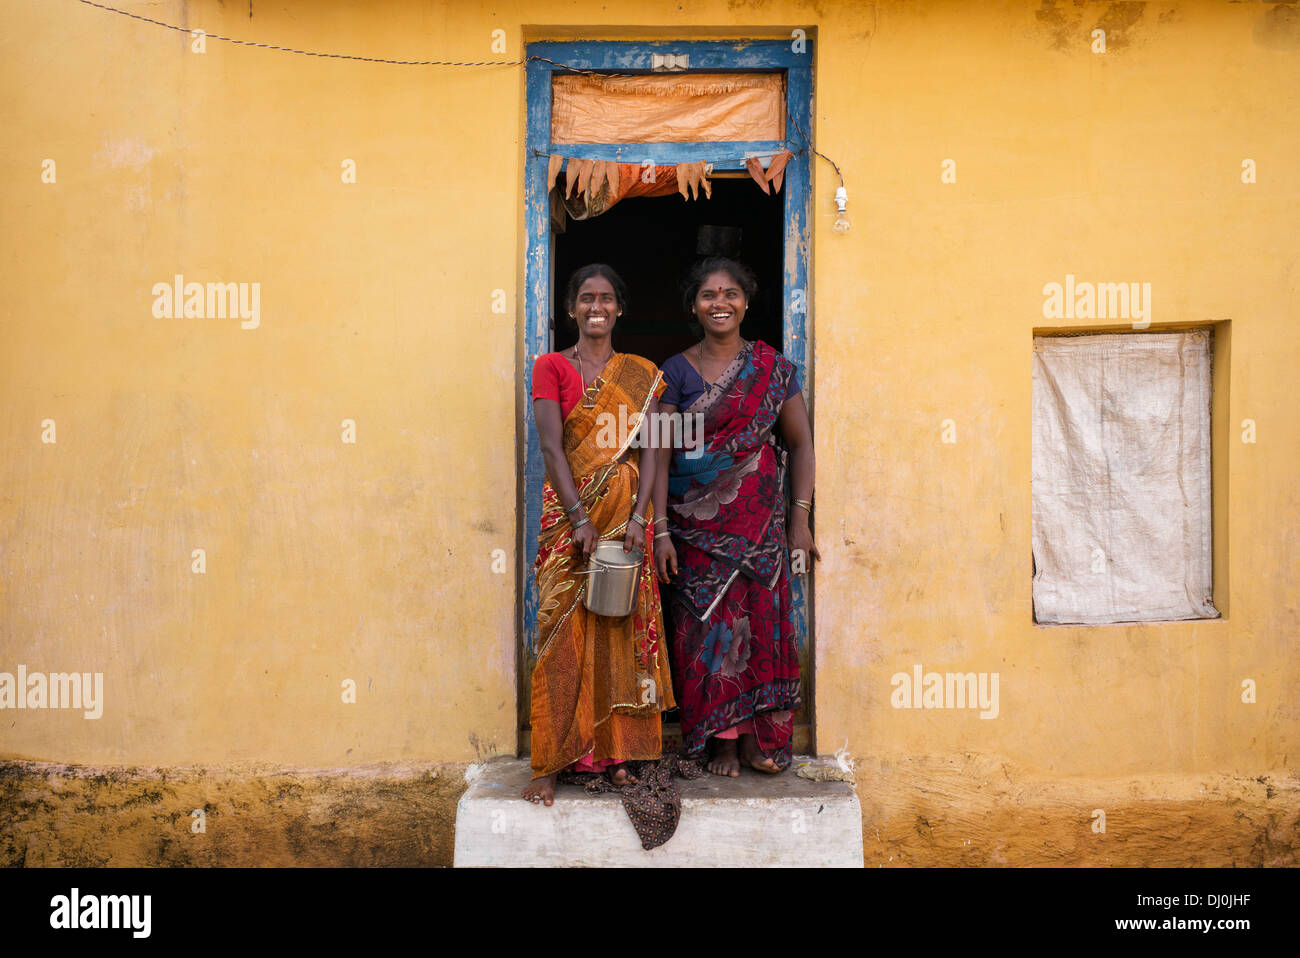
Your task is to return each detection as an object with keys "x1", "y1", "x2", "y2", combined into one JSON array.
[
  {"x1": 623, "y1": 517, "x2": 646, "y2": 554},
  {"x1": 787, "y1": 520, "x2": 820, "y2": 573}
]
